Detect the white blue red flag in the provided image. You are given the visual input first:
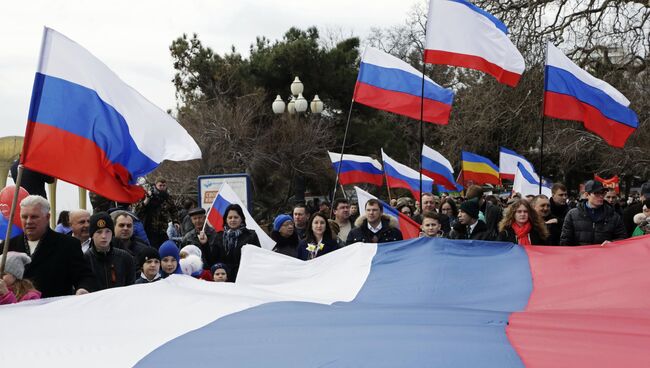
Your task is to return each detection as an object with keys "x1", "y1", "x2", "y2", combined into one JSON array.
[
  {"x1": 354, "y1": 186, "x2": 421, "y2": 239},
  {"x1": 2, "y1": 237, "x2": 650, "y2": 366},
  {"x1": 21, "y1": 28, "x2": 201, "y2": 203},
  {"x1": 354, "y1": 47, "x2": 454, "y2": 125},
  {"x1": 328, "y1": 151, "x2": 383, "y2": 187},
  {"x1": 382, "y1": 149, "x2": 434, "y2": 199},
  {"x1": 512, "y1": 163, "x2": 552, "y2": 197},
  {"x1": 425, "y1": 0, "x2": 525, "y2": 87},
  {"x1": 421, "y1": 144, "x2": 462, "y2": 191},
  {"x1": 544, "y1": 42, "x2": 638, "y2": 148},
  {"x1": 499, "y1": 147, "x2": 536, "y2": 181},
  {"x1": 206, "y1": 182, "x2": 275, "y2": 250}
]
